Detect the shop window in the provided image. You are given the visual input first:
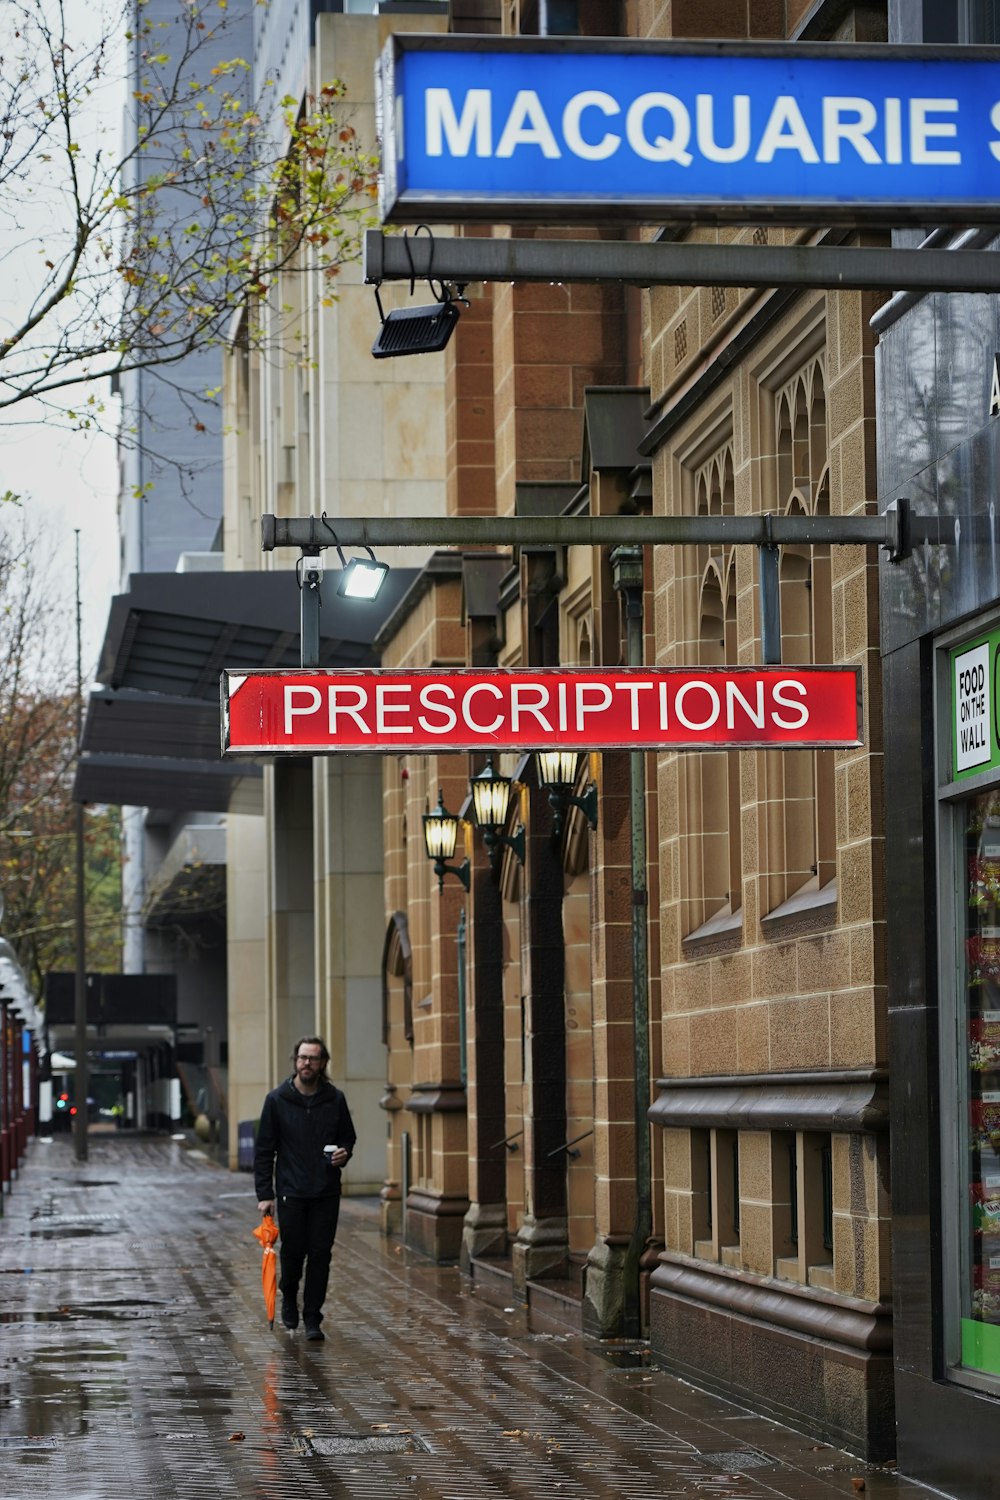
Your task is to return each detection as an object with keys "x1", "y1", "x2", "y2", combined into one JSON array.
[{"x1": 950, "y1": 788, "x2": 1000, "y2": 1382}]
